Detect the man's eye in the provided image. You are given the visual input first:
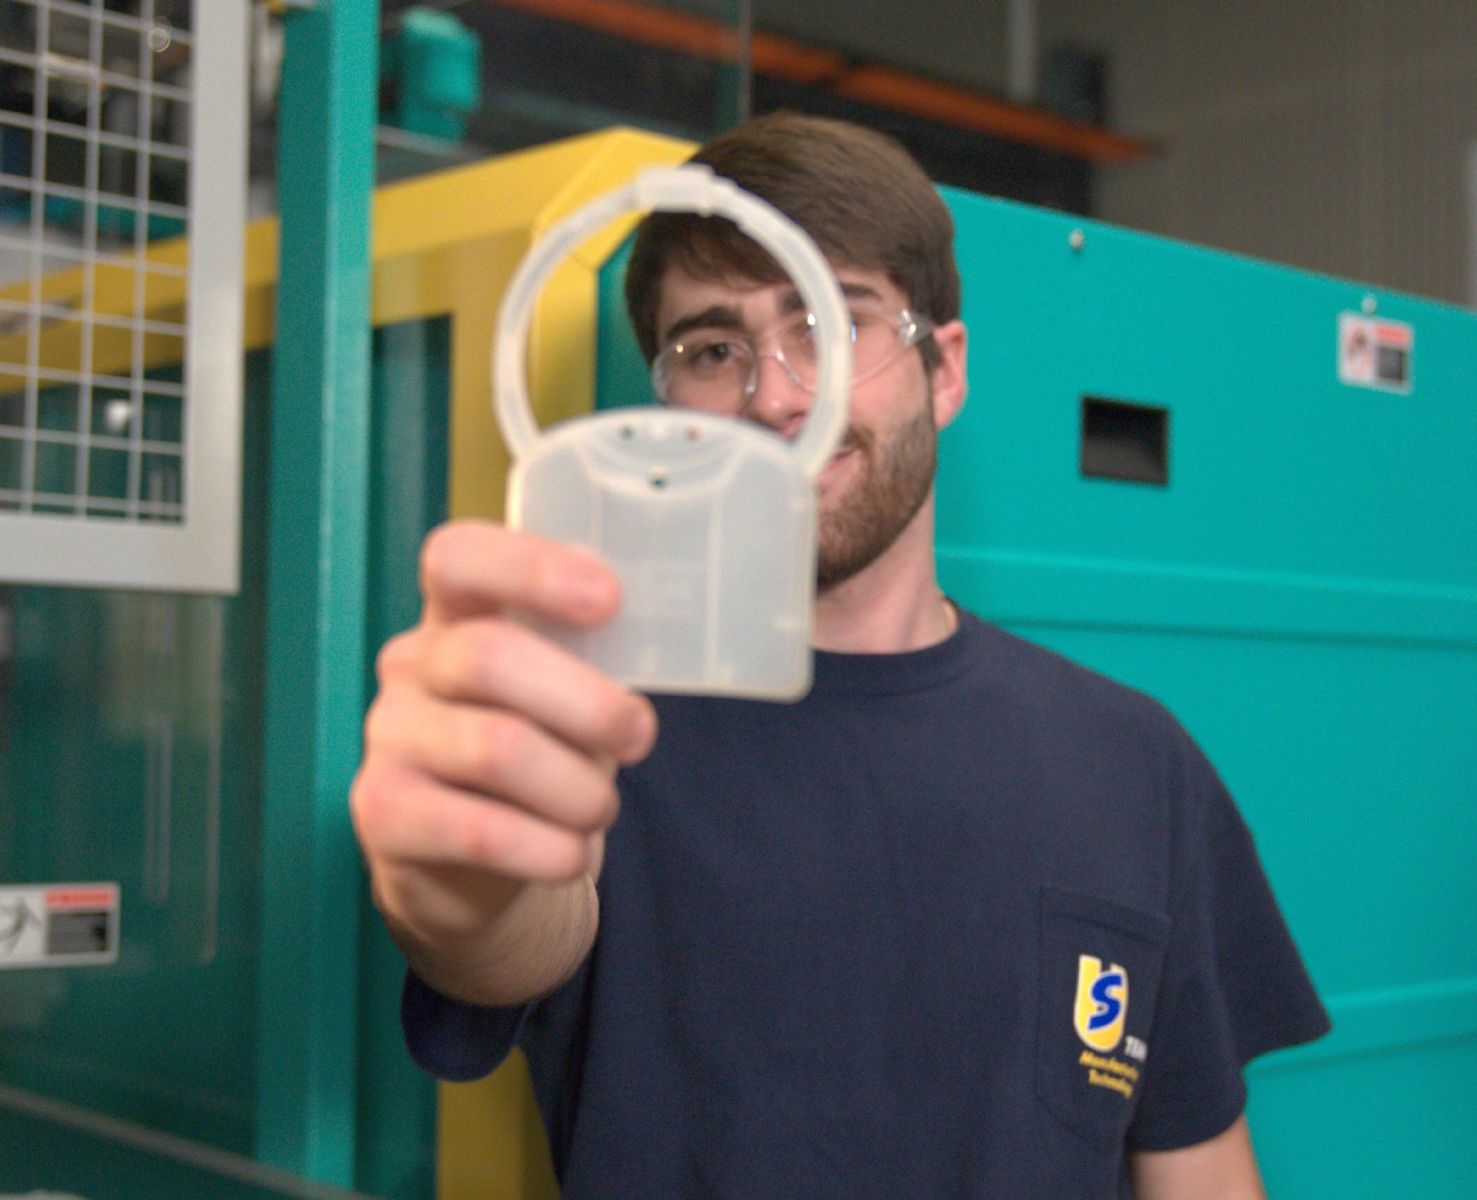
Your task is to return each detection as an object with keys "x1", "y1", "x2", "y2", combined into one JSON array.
[
  {"x1": 845, "y1": 311, "x2": 875, "y2": 342},
  {"x1": 789, "y1": 313, "x2": 859, "y2": 347},
  {"x1": 778, "y1": 316, "x2": 819, "y2": 358},
  {"x1": 788, "y1": 315, "x2": 819, "y2": 343},
  {"x1": 683, "y1": 339, "x2": 743, "y2": 371}
]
